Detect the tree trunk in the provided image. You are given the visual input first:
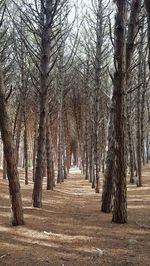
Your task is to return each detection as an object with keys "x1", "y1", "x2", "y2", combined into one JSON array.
[
  {"x1": 102, "y1": 0, "x2": 140, "y2": 212},
  {"x1": 3, "y1": 147, "x2": 7, "y2": 179},
  {"x1": 146, "y1": 132, "x2": 149, "y2": 163},
  {"x1": 127, "y1": 92, "x2": 135, "y2": 183},
  {"x1": 141, "y1": 59, "x2": 147, "y2": 166},
  {"x1": 144, "y1": 0, "x2": 150, "y2": 70},
  {"x1": 42, "y1": 142, "x2": 47, "y2": 177},
  {"x1": 112, "y1": 0, "x2": 127, "y2": 224},
  {"x1": 32, "y1": 93, "x2": 48, "y2": 207},
  {"x1": 46, "y1": 116, "x2": 54, "y2": 190},
  {"x1": 32, "y1": 111, "x2": 39, "y2": 182},
  {"x1": 57, "y1": 44, "x2": 64, "y2": 184},
  {"x1": 85, "y1": 118, "x2": 89, "y2": 180},
  {"x1": 57, "y1": 107, "x2": 63, "y2": 183},
  {"x1": 0, "y1": 66, "x2": 24, "y2": 226},
  {"x1": 89, "y1": 129, "x2": 93, "y2": 183},
  {"x1": 126, "y1": 0, "x2": 141, "y2": 183},
  {"x1": 92, "y1": 166, "x2": 95, "y2": 189},
  {"x1": 63, "y1": 141, "x2": 67, "y2": 179},
  {"x1": 61, "y1": 131, "x2": 67, "y2": 181},
  {"x1": 64, "y1": 111, "x2": 70, "y2": 173},
  {"x1": 136, "y1": 22, "x2": 143, "y2": 187},
  {"x1": 94, "y1": 0, "x2": 103, "y2": 193},
  {"x1": 15, "y1": 108, "x2": 22, "y2": 165},
  {"x1": 24, "y1": 114, "x2": 28, "y2": 185},
  {"x1": 101, "y1": 107, "x2": 115, "y2": 213},
  {"x1": 32, "y1": 1, "x2": 51, "y2": 208}
]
